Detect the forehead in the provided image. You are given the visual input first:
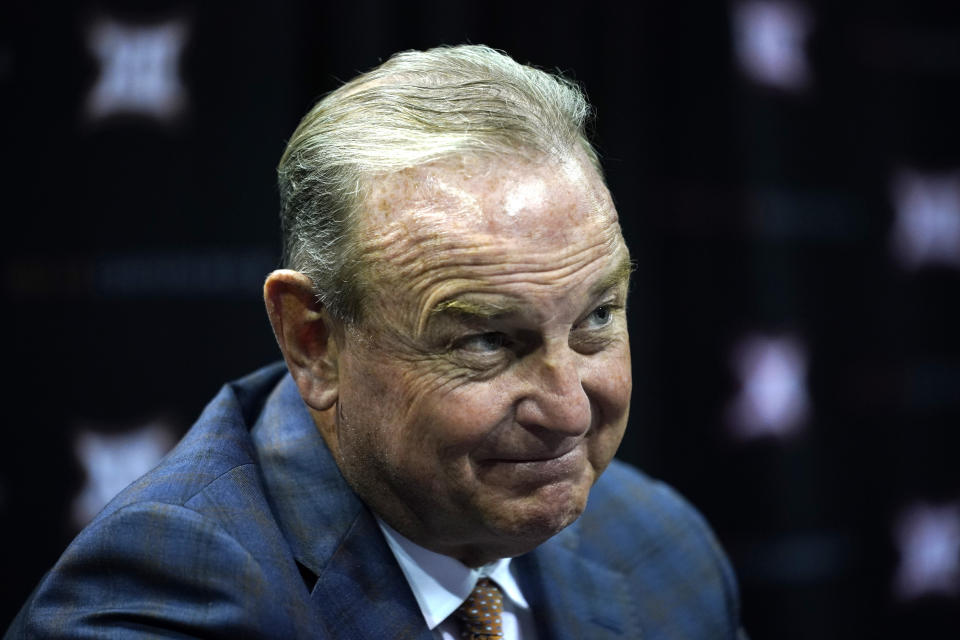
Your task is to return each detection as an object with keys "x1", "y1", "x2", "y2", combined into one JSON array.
[
  {"x1": 363, "y1": 152, "x2": 618, "y2": 241},
  {"x1": 355, "y1": 153, "x2": 626, "y2": 317}
]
